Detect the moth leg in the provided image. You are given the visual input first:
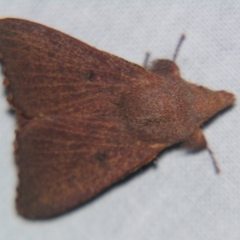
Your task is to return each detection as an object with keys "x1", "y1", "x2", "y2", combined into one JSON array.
[
  {"x1": 145, "y1": 34, "x2": 185, "y2": 76},
  {"x1": 147, "y1": 59, "x2": 180, "y2": 77},
  {"x1": 183, "y1": 128, "x2": 207, "y2": 151},
  {"x1": 143, "y1": 52, "x2": 151, "y2": 69},
  {"x1": 173, "y1": 34, "x2": 186, "y2": 61},
  {"x1": 183, "y1": 128, "x2": 220, "y2": 174}
]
